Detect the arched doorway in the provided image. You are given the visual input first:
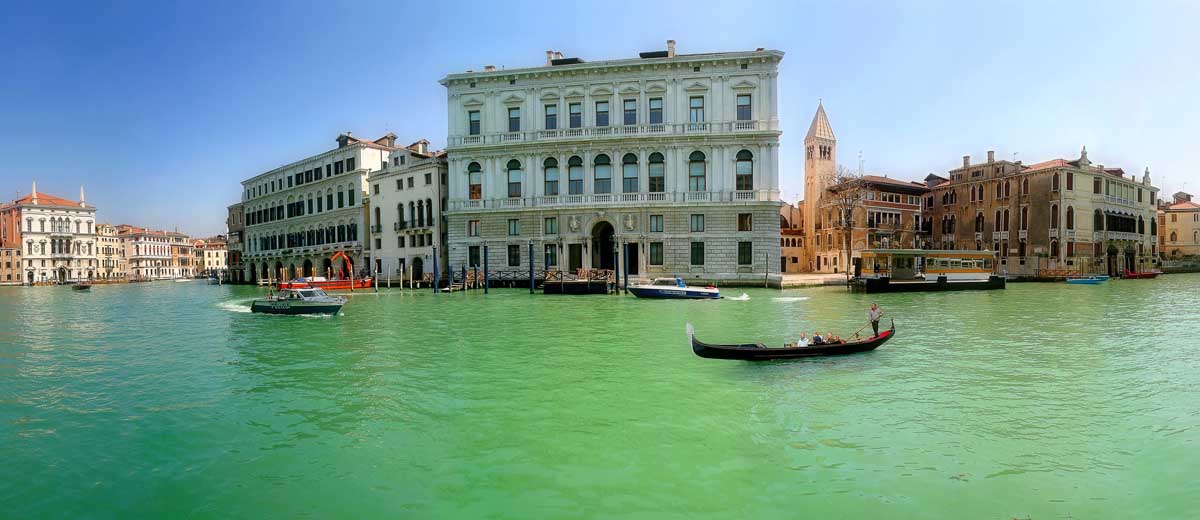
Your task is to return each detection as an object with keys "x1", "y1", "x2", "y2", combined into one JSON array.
[
  {"x1": 248, "y1": 263, "x2": 257, "y2": 284},
  {"x1": 1106, "y1": 245, "x2": 1119, "y2": 277},
  {"x1": 591, "y1": 221, "x2": 615, "y2": 270},
  {"x1": 411, "y1": 257, "x2": 424, "y2": 279},
  {"x1": 57, "y1": 266, "x2": 68, "y2": 283},
  {"x1": 322, "y1": 258, "x2": 332, "y2": 278},
  {"x1": 1123, "y1": 245, "x2": 1136, "y2": 274},
  {"x1": 303, "y1": 259, "x2": 313, "y2": 277}
]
